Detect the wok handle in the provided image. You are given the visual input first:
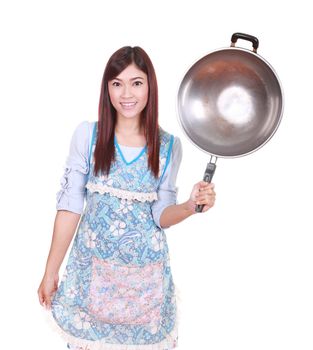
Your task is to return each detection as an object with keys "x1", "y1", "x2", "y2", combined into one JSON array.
[
  {"x1": 196, "y1": 161, "x2": 216, "y2": 213},
  {"x1": 231, "y1": 32, "x2": 259, "y2": 53}
]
